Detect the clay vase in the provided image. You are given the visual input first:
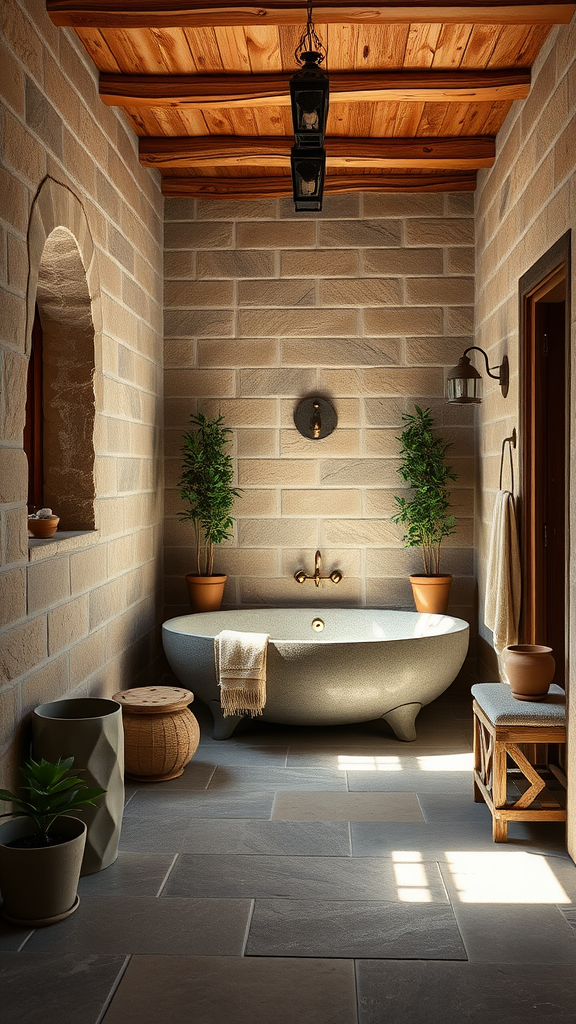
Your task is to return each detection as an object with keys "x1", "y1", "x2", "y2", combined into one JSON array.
[
  {"x1": 410, "y1": 575, "x2": 452, "y2": 615},
  {"x1": 503, "y1": 644, "x2": 555, "y2": 701},
  {"x1": 33, "y1": 698, "x2": 124, "y2": 875},
  {"x1": 185, "y1": 574, "x2": 227, "y2": 612},
  {"x1": 28, "y1": 516, "x2": 59, "y2": 538}
]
